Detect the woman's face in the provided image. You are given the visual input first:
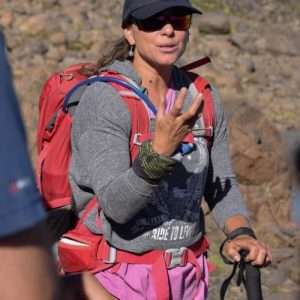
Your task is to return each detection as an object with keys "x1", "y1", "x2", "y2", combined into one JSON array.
[{"x1": 124, "y1": 10, "x2": 191, "y2": 69}]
